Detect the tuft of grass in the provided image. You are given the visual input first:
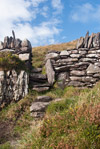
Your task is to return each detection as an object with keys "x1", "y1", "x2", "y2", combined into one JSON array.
[
  {"x1": 0, "y1": 52, "x2": 26, "y2": 71},
  {"x1": 0, "y1": 142, "x2": 12, "y2": 149}
]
